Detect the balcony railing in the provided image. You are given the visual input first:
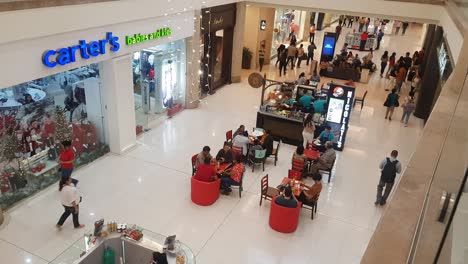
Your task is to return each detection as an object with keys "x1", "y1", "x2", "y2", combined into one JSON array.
[{"x1": 0, "y1": 0, "x2": 116, "y2": 12}]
